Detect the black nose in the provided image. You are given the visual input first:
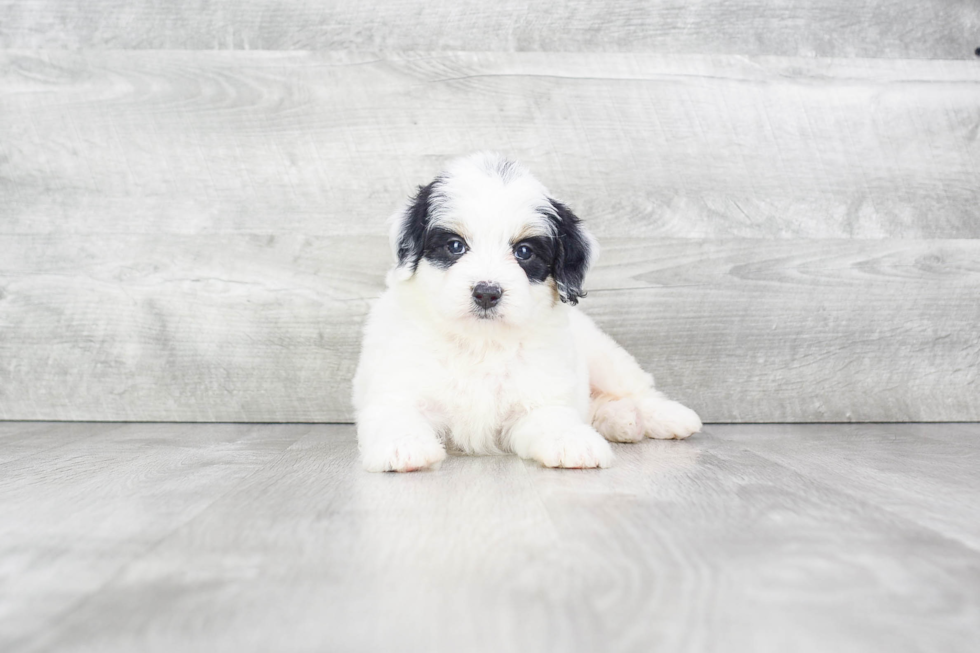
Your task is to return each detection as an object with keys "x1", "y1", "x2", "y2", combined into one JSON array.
[{"x1": 472, "y1": 282, "x2": 503, "y2": 309}]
